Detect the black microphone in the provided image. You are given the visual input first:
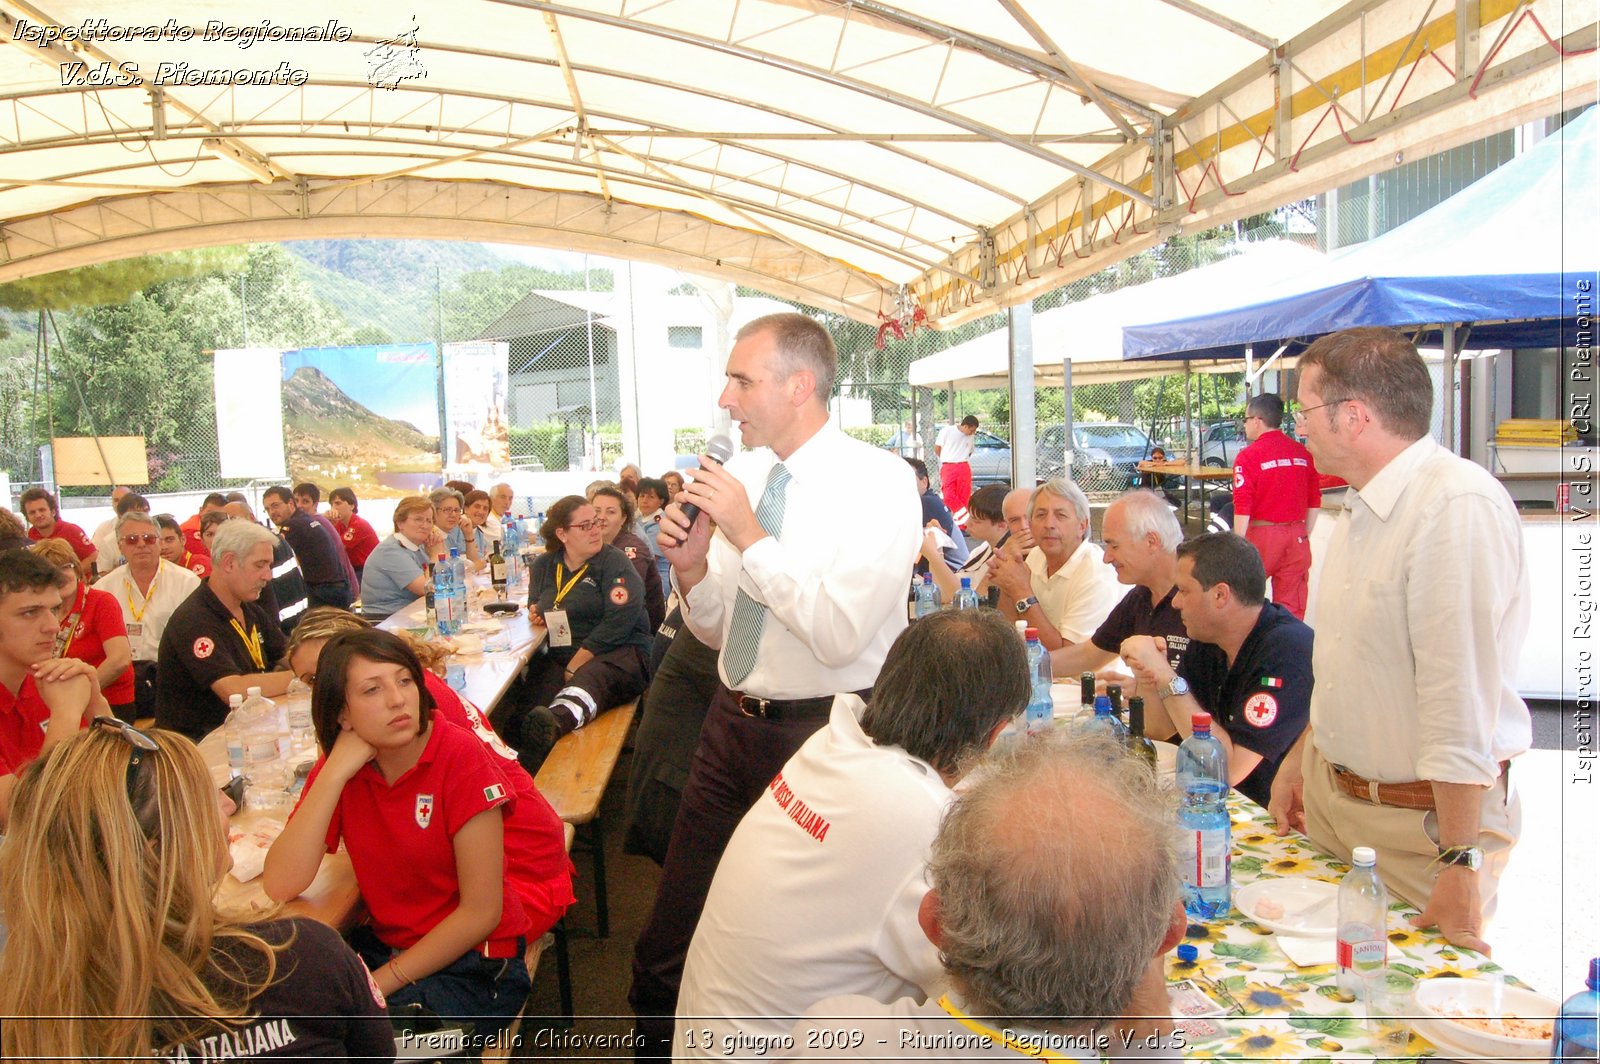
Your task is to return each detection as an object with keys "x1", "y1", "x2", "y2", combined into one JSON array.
[{"x1": 678, "y1": 433, "x2": 735, "y2": 527}]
